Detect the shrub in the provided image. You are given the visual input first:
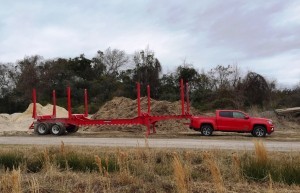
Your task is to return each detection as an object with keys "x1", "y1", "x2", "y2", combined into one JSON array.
[{"x1": 0, "y1": 152, "x2": 23, "y2": 170}]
